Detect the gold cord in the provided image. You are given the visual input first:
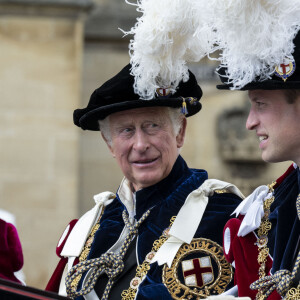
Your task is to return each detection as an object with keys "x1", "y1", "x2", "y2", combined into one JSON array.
[{"x1": 121, "y1": 216, "x2": 176, "y2": 300}]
